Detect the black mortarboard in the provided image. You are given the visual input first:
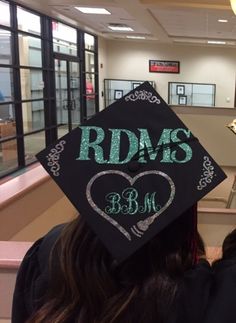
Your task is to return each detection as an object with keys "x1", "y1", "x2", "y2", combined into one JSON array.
[
  {"x1": 227, "y1": 119, "x2": 236, "y2": 135},
  {"x1": 36, "y1": 82, "x2": 226, "y2": 262}
]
